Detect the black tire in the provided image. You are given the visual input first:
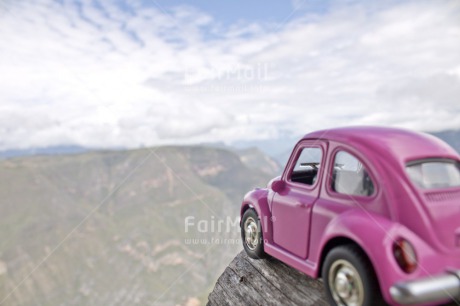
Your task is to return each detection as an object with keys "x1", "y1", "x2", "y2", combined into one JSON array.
[
  {"x1": 322, "y1": 244, "x2": 386, "y2": 306},
  {"x1": 241, "y1": 209, "x2": 266, "y2": 259}
]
